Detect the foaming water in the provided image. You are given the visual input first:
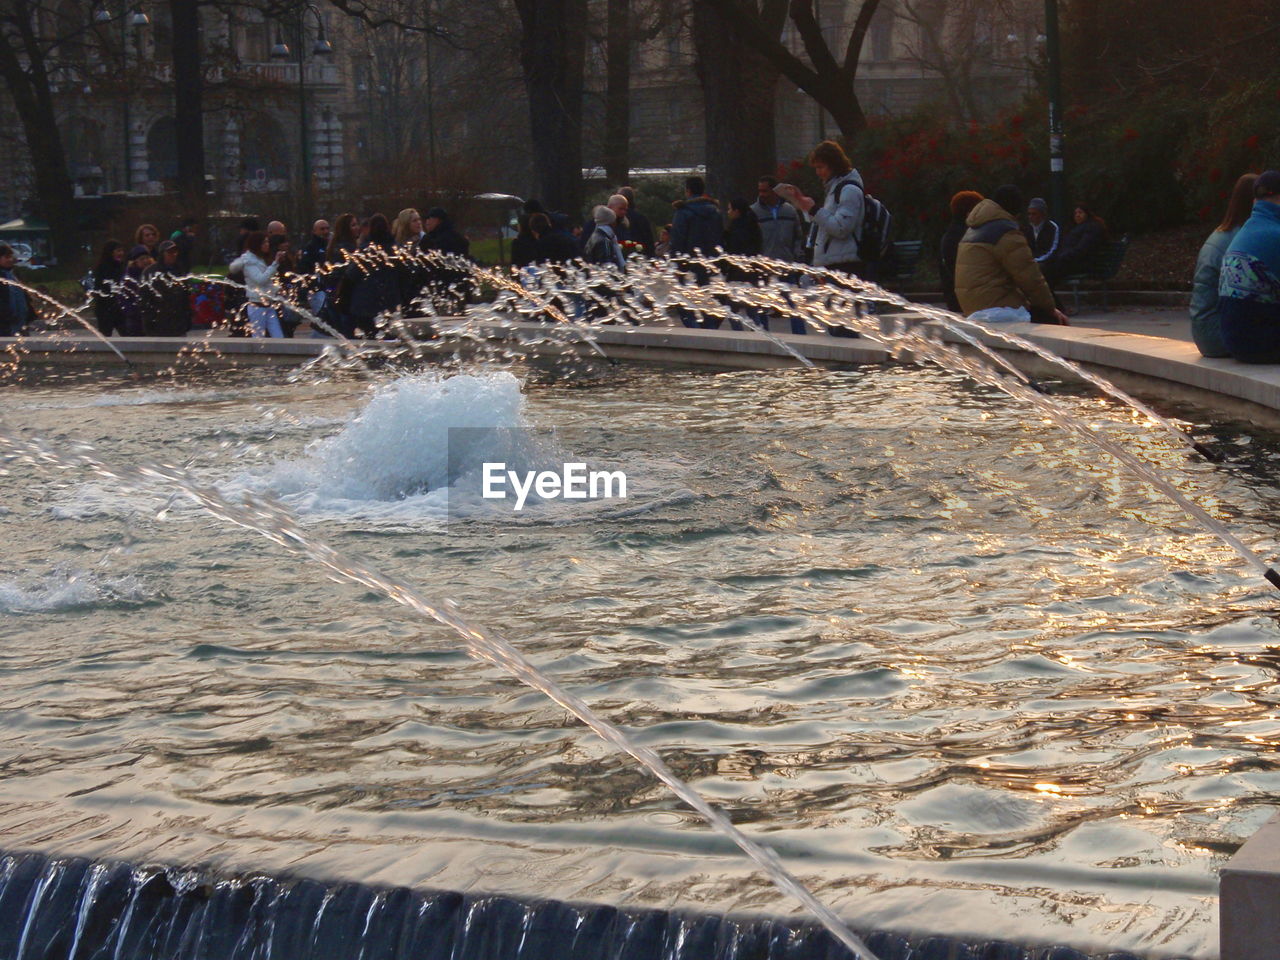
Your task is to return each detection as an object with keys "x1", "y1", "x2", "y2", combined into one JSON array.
[
  {"x1": 266, "y1": 371, "x2": 543, "y2": 504},
  {"x1": 3, "y1": 365, "x2": 1280, "y2": 956},
  {"x1": 0, "y1": 567, "x2": 149, "y2": 614}
]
